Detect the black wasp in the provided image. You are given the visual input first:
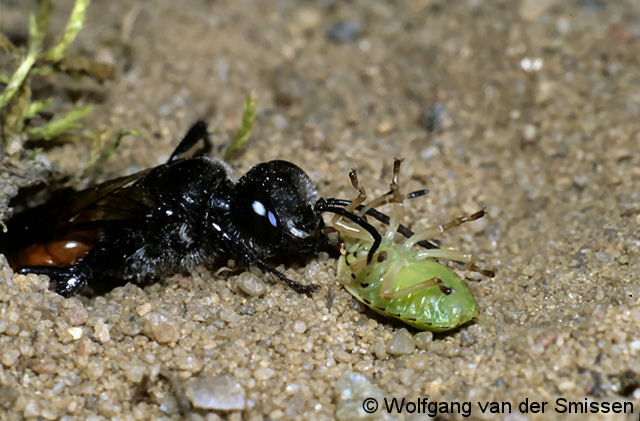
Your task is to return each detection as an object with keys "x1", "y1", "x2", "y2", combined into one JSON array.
[{"x1": 1, "y1": 121, "x2": 411, "y2": 297}]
